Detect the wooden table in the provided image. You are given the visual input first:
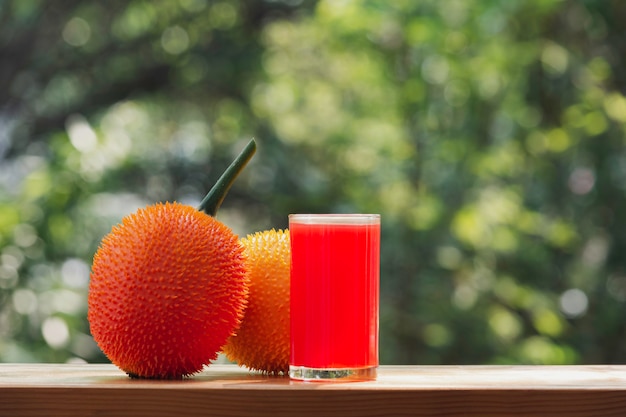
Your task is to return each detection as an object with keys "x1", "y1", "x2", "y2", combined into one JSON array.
[{"x1": 1, "y1": 364, "x2": 626, "y2": 416}]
